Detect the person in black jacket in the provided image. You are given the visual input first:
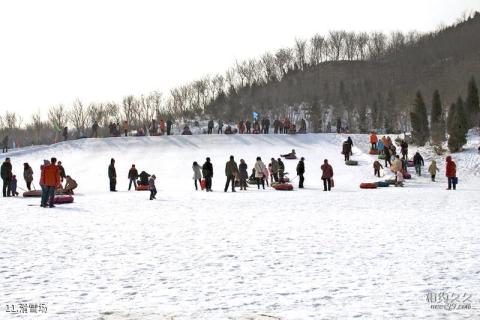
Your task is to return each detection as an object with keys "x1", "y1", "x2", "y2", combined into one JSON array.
[
  {"x1": 108, "y1": 158, "x2": 117, "y2": 191},
  {"x1": 413, "y1": 152, "x2": 424, "y2": 176},
  {"x1": 202, "y1": 157, "x2": 213, "y2": 192},
  {"x1": 57, "y1": 161, "x2": 66, "y2": 182},
  {"x1": 384, "y1": 147, "x2": 392, "y2": 168},
  {"x1": 128, "y1": 164, "x2": 139, "y2": 190},
  {"x1": 296, "y1": 157, "x2": 305, "y2": 188},
  {"x1": 245, "y1": 120, "x2": 251, "y2": 133},
  {"x1": 1, "y1": 157, "x2": 12, "y2": 197},
  {"x1": 342, "y1": 141, "x2": 351, "y2": 161},
  {"x1": 138, "y1": 171, "x2": 150, "y2": 185},
  {"x1": 2, "y1": 135, "x2": 9, "y2": 153},
  {"x1": 277, "y1": 158, "x2": 285, "y2": 181},
  {"x1": 166, "y1": 119, "x2": 173, "y2": 135}
]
